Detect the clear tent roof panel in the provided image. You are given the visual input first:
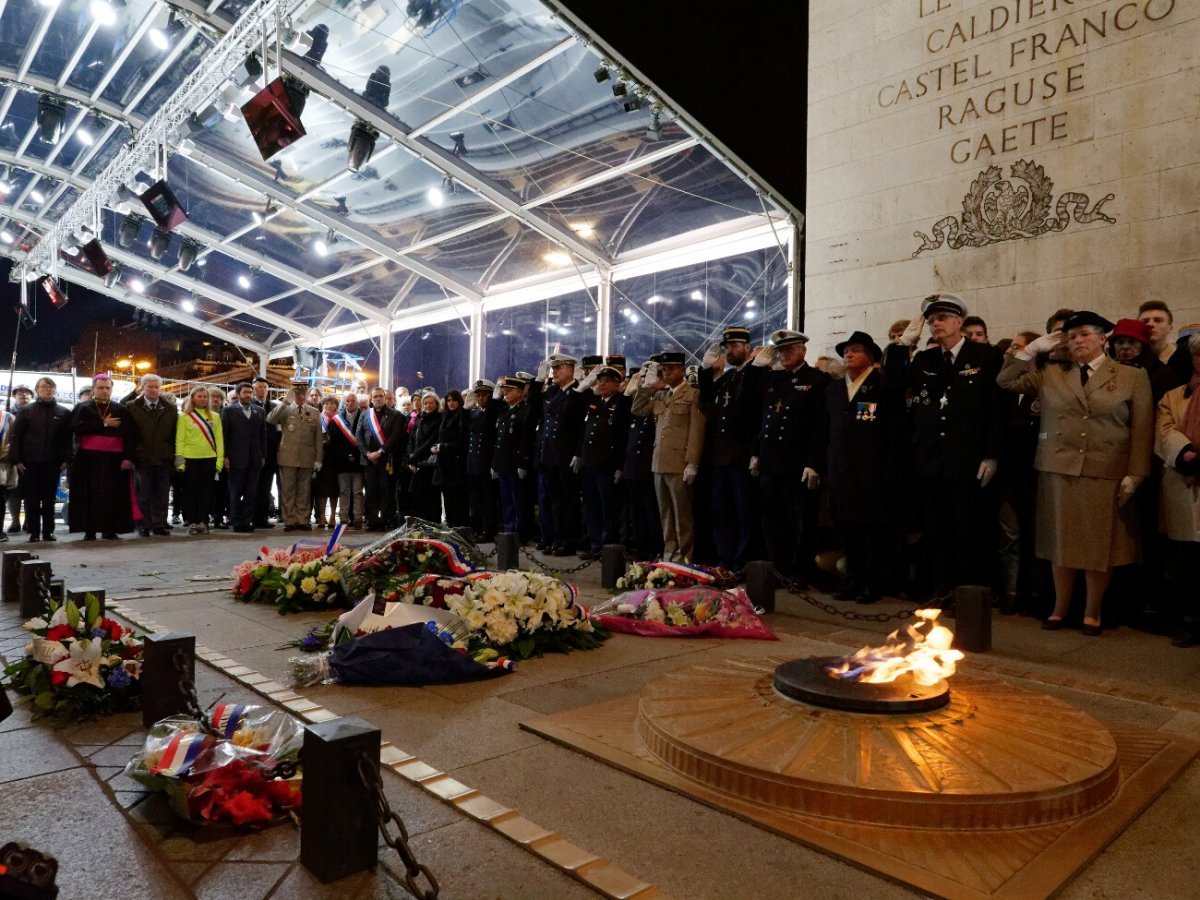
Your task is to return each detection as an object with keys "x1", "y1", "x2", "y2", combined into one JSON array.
[
  {"x1": 421, "y1": 41, "x2": 659, "y2": 206},
  {"x1": 229, "y1": 206, "x2": 379, "y2": 281},
  {"x1": 263, "y1": 292, "x2": 336, "y2": 328},
  {"x1": 52, "y1": 121, "x2": 122, "y2": 171},
  {"x1": 25, "y1": 4, "x2": 98, "y2": 83},
  {"x1": 166, "y1": 152, "x2": 270, "y2": 236},
  {"x1": 79, "y1": 127, "x2": 127, "y2": 179},
  {"x1": 406, "y1": 213, "x2": 519, "y2": 285},
  {"x1": 325, "y1": 259, "x2": 412, "y2": 311},
  {"x1": 0, "y1": 90, "x2": 37, "y2": 153},
  {"x1": 44, "y1": 185, "x2": 79, "y2": 221}
]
